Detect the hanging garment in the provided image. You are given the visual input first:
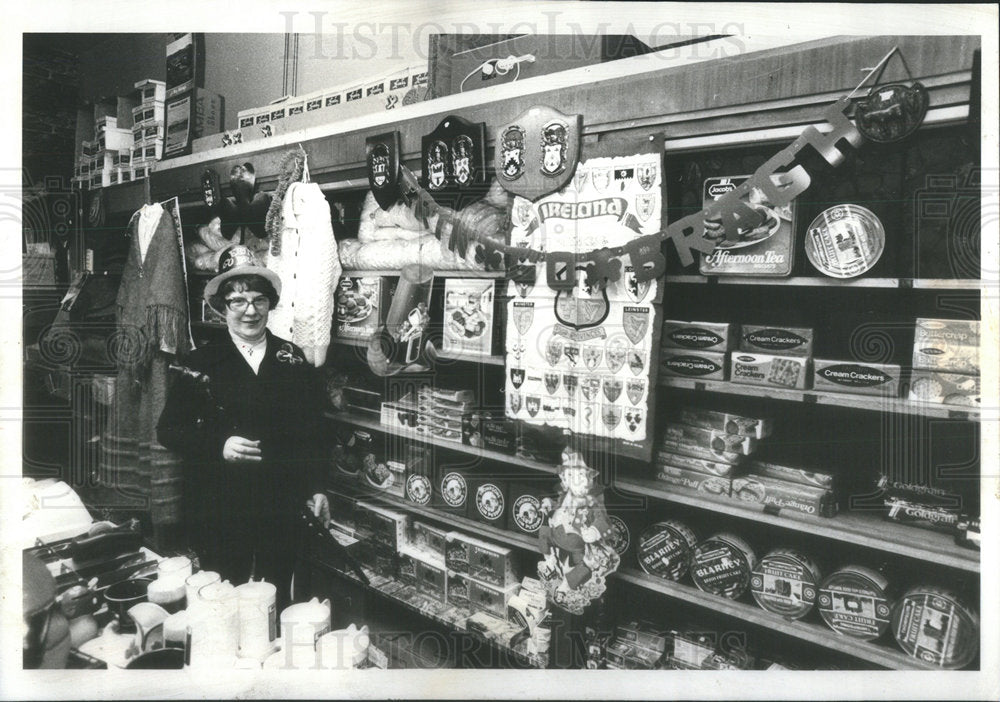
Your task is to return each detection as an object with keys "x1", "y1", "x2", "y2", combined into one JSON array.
[
  {"x1": 101, "y1": 202, "x2": 191, "y2": 538},
  {"x1": 266, "y1": 181, "x2": 341, "y2": 367}
]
